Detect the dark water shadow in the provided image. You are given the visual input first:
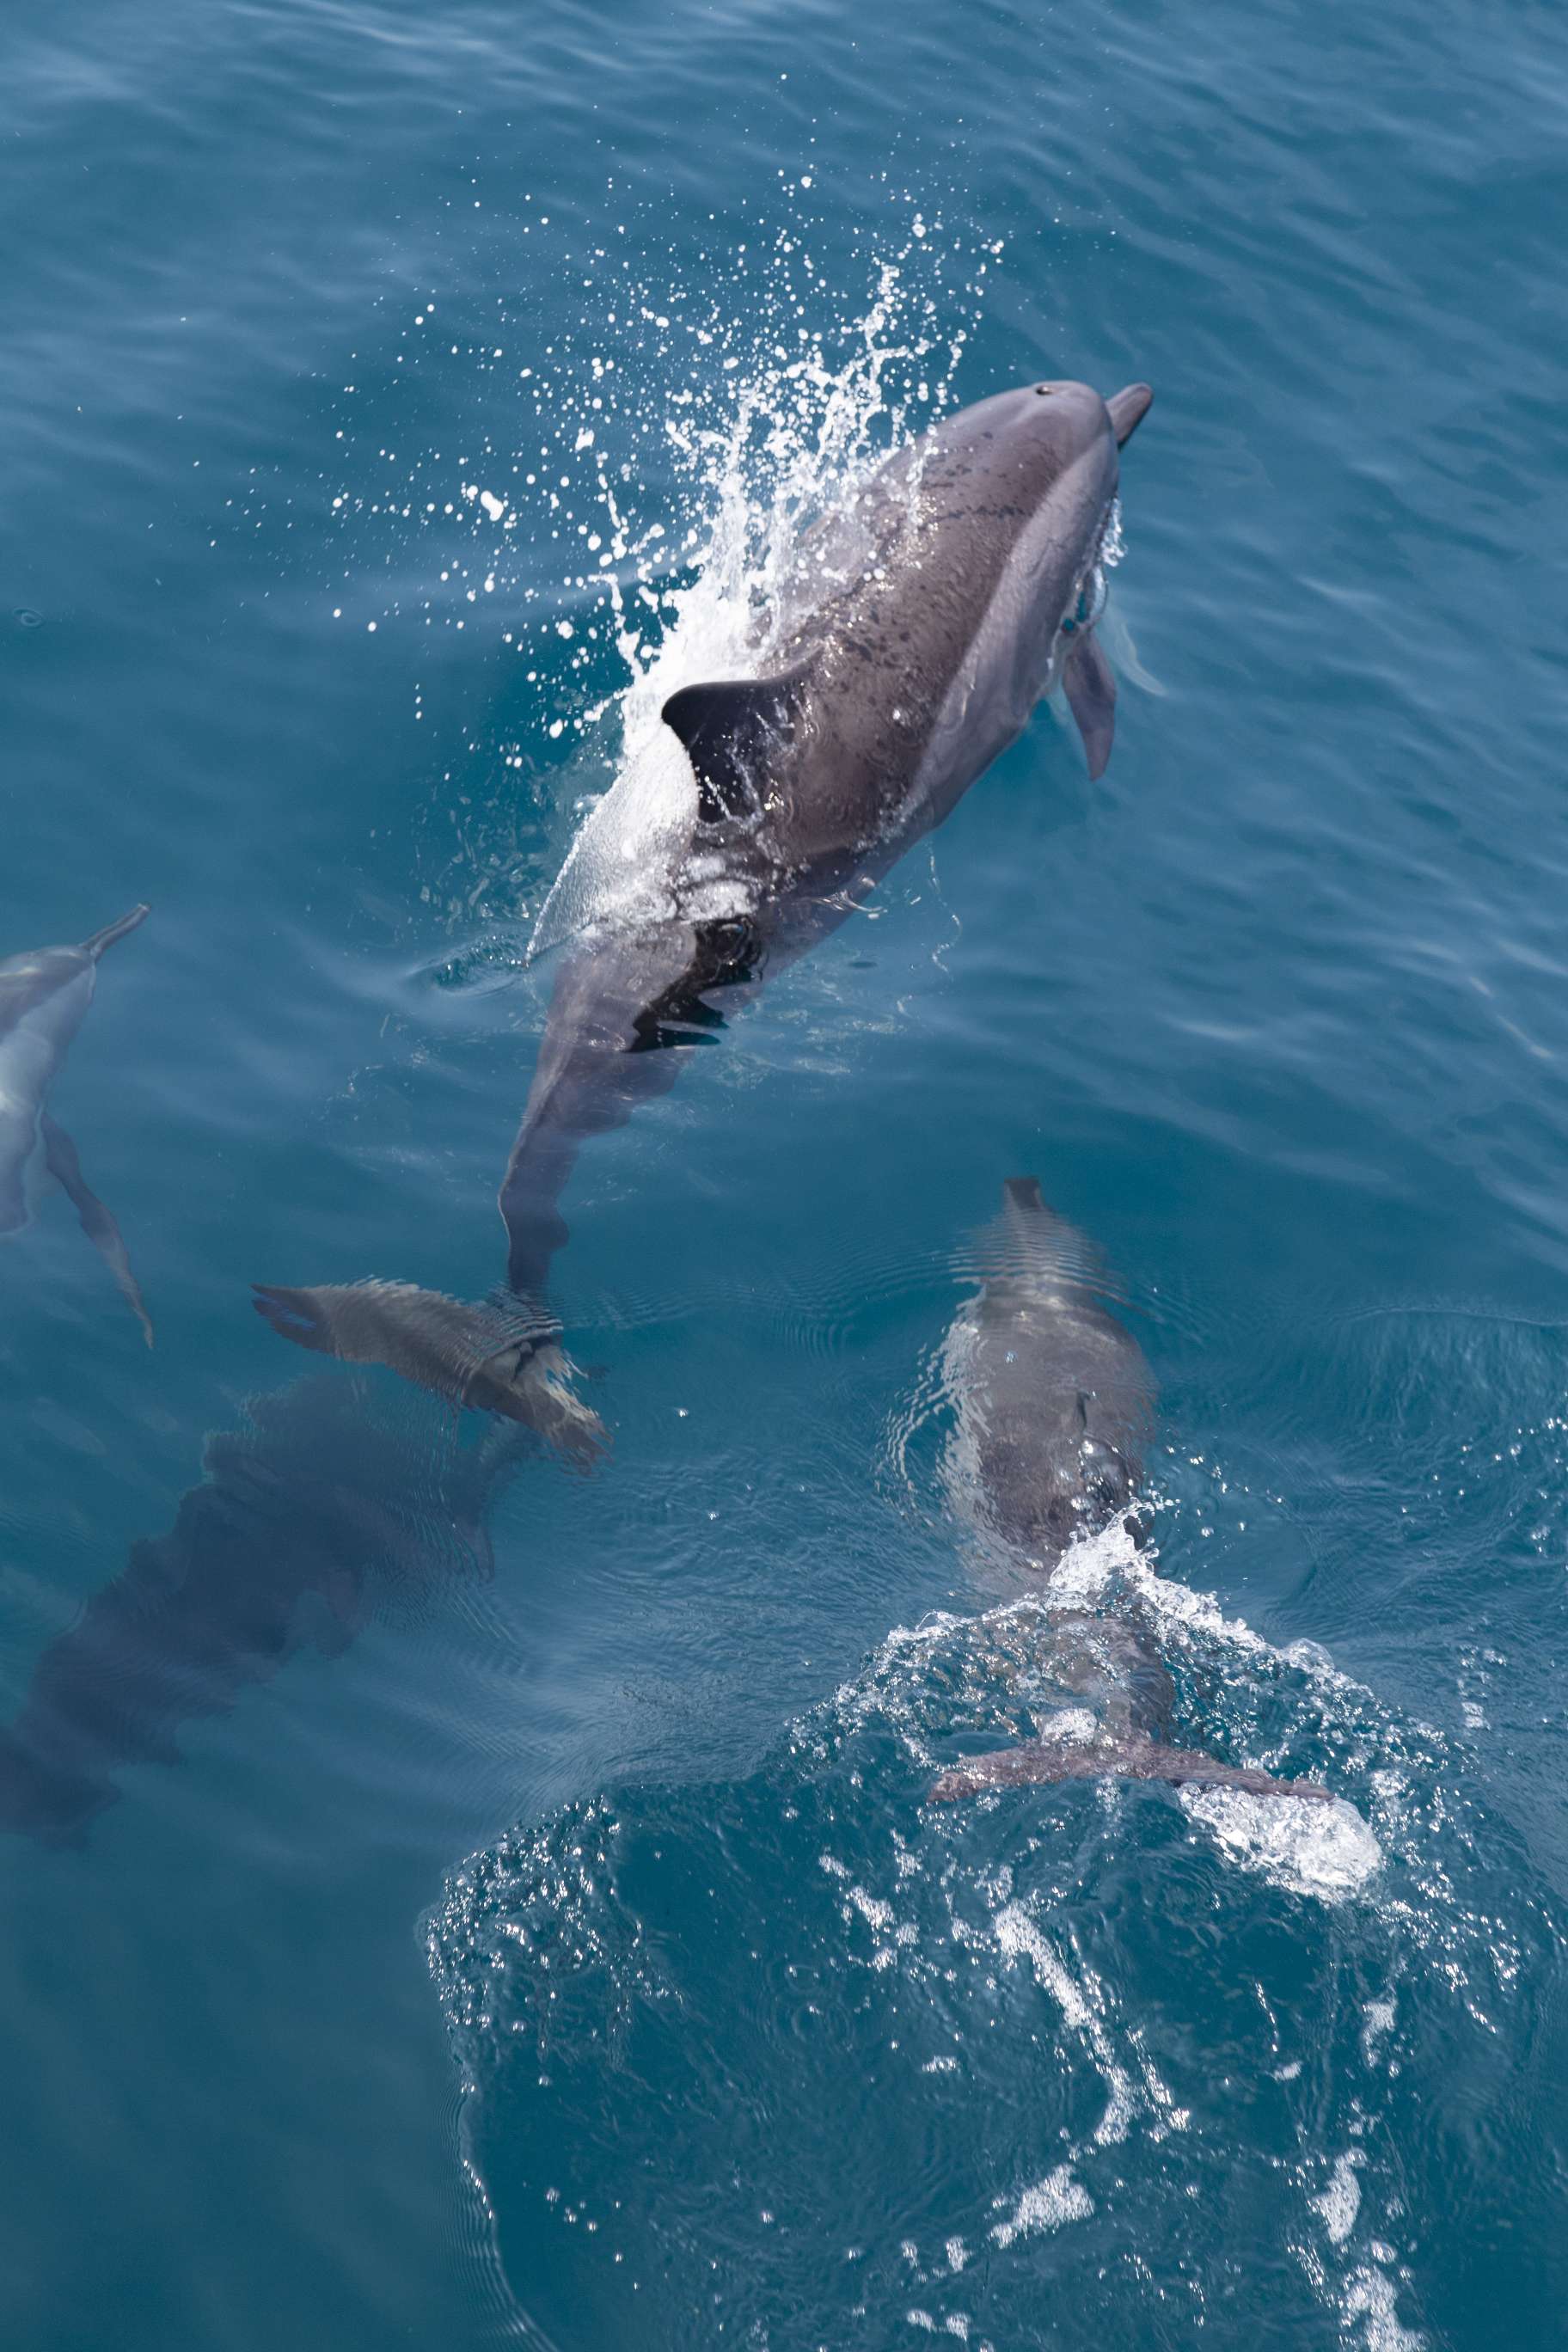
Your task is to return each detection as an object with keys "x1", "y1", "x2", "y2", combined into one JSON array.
[{"x1": 0, "y1": 1372, "x2": 535, "y2": 1845}]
